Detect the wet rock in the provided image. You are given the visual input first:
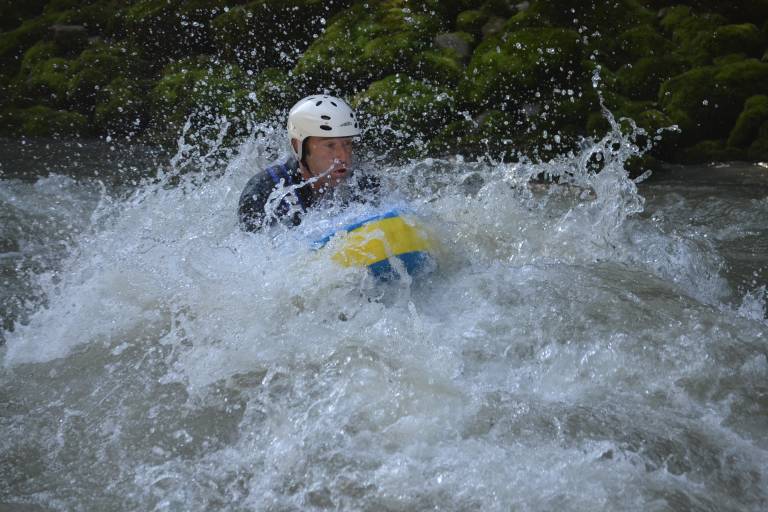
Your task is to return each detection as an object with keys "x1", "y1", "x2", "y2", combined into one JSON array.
[
  {"x1": 659, "y1": 58, "x2": 768, "y2": 145},
  {"x1": 674, "y1": 138, "x2": 744, "y2": 163},
  {"x1": 433, "y1": 32, "x2": 473, "y2": 62},
  {"x1": 0, "y1": 0, "x2": 46, "y2": 32},
  {"x1": 211, "y1": 1, "x2": 340, "y2": 72},
  {"x1": 481, "y1": 16, "x2": 507, "y2": 39},
  {"x1": 707, "y1": 23, "x2": 765, "y2": 59},
  {"x1": 294, "y1": 3, "x2": 444, "y2": 91},
  {"x1": 7, "y1": 105, "x2": 88, "y2": 137},
  {"x1": 659, "y1": 5, "x2": 728, "y2": 65},
  {"x1": 121, "y1": 0, "x2": 230, "y2": 61},
  {"x1": 0, "y1": 16, "x2": 52, "y2": 72},
  {"x1": 94, "y1": 76, "x2": 149, "y2": 134},
  {"x1": 456, "y1": 10, "x2": 488, "y2": 36},
  {"x1": 459, "y1": 27, "x2": 583, "y2": 108},
  {"x1": 616, "y1": 54, "x2": 686, "y2": 100},
  {"x1": 747, "y1": 122, "x2": 768, "y2": 160},
  {"x1": 727, "y1": 95, "x2": 768, "y2": 148},
  {"x1": 604, "y1": 25, "x2": 675, "y2": 69},
  {"x1": 354, "y1": 74, "x2": 457, "y2": 157},
  {"x1": 66, "y1": 43, "x2": 125, "y2": 108},
  {"x1": 48, "y1": 24, "x2": 88, "y2": 55},
  {"x1": 23, "y1": 56, "x2": 71, "y2": 104}
]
